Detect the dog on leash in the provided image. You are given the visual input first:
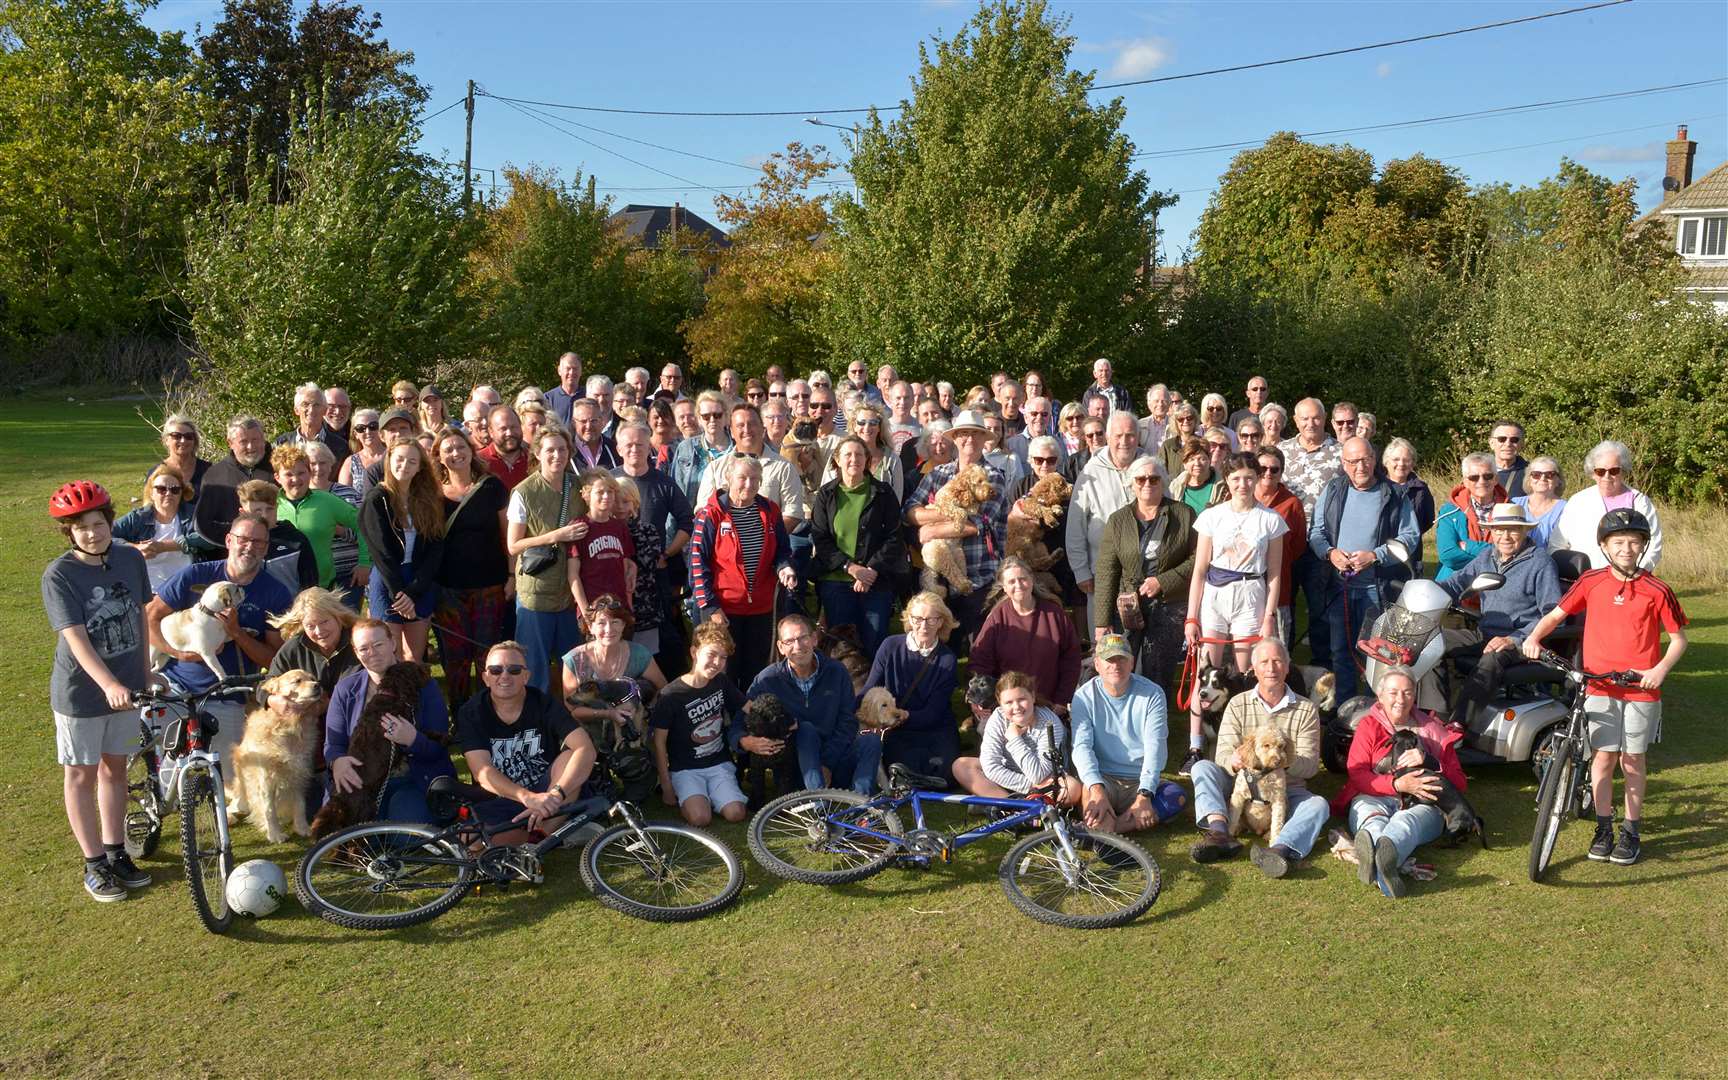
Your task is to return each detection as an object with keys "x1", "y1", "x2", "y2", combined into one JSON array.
[
  {"x1": 740, "y1": 694, "x2": 798, "y2": 810},
  {"x1": 819, "y1": 624, "x2": 872, "y2": 695},
  {"x1": 1193, "y1": 661, "x2": 1254, "y2": 742},
  {"x1": 229, "y1": 669, "x2": 322, "y2": 843},
  {"x1": 1376, "y1": 727, "x2": 1488, "y2": 847},
  {"x1": 857, "y1": 687, "x2": 909, "y2": 735},
  {"x1": 151, "y1": 581, "x2": 245, "y2": 682},
  {"x1": 919, "y1": 465, "x2": 994, "y2": 596},
  {"x1": 309, "y1": 662, "x2": 435, "y2": 840},
  {"x1": 1226, "y1": 727, "x2": 1293, "y2": 843}
]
